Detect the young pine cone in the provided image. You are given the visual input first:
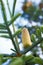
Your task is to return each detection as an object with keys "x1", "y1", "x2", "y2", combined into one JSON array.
[{"x1": 22, "y1": 28, "x2": 32, "y2": 48}]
